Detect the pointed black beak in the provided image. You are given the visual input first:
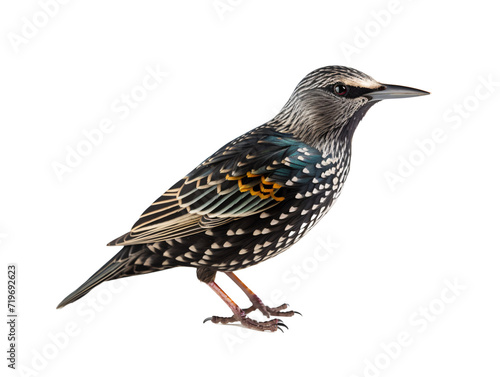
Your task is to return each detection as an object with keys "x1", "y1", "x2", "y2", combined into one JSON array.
[{"x1": 366, "y1": 84, "x2": 430, "y2": 101}]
